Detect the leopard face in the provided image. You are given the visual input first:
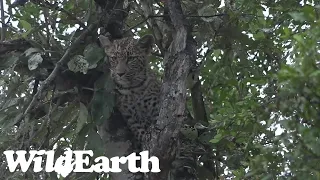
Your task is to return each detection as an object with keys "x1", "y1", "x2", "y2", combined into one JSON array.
[{"x1": 99, "y1": 35, "x2": 155, "y2": 88}]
